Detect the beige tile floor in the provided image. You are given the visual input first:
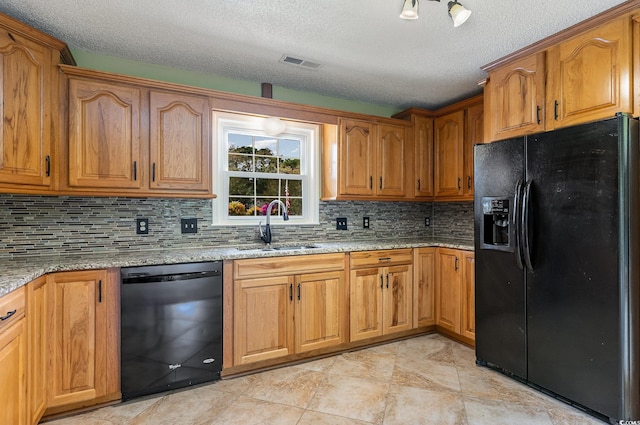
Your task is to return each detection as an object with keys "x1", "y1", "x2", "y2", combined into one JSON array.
[{"x1": 44, "y1": 334, "x2": 606, "y2": 425}]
